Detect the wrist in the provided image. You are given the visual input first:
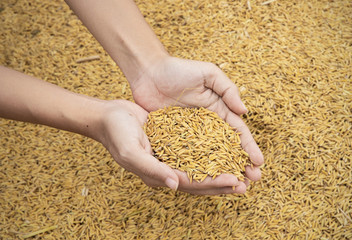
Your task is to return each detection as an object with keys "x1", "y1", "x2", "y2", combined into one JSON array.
[
  {"x1": 59, "y1": 95, "x2": 108, "y2": 143},
  {"x1": 66, "y1": 0, "x2": 171, "y2": 86},
  {"x1": 110, "y1": 30, "x2": 170, "y2": 84}
]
